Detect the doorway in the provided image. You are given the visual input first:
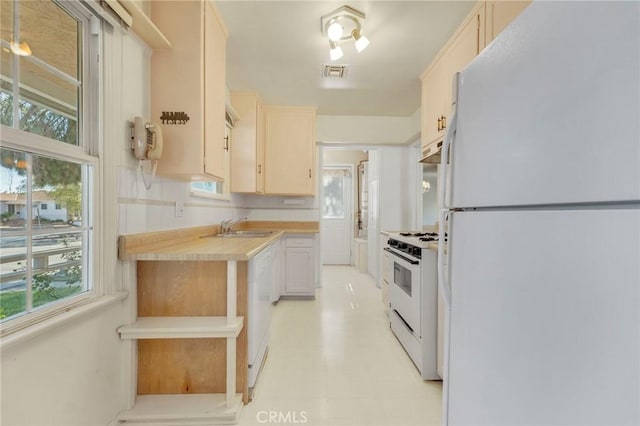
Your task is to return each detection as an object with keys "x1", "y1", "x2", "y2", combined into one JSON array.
[{"x1": 321, "y1": 164, "x2": 353, "y2": 265}]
